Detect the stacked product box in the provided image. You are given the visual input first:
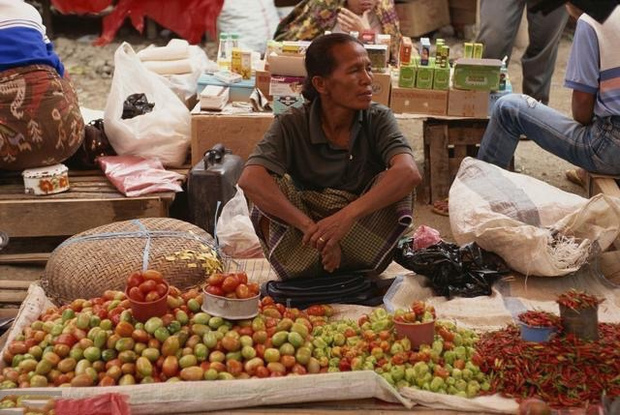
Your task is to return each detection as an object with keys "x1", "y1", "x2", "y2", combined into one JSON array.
[
  {"x1": 264, "y1": 41, "x2": 309, "y2": 115},
  {"x1": 391, "y1": 37, "x2": 449, "y2": 115}
]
